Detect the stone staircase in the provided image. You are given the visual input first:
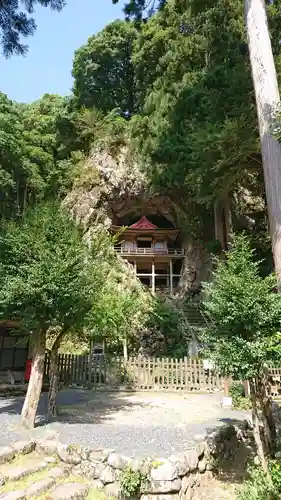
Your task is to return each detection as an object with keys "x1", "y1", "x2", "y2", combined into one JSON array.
[
  {"x1": 0, "y1": 442, "x2": 107, "y2": 500},
  {"x1": 183, "y1": 299, "x2": 207, "y2": 332}
]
